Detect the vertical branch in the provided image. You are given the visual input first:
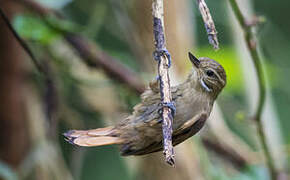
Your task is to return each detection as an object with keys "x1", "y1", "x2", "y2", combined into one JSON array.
[
  {"x1": 228, "y1": 0, "x2": 277, "y2": 179},
  {"x1": 152, "y1": 0, "x2": 175, "y2": 166},
  {"x1": 197, "y1": 0, "x2": 219, "y2": 49}
]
